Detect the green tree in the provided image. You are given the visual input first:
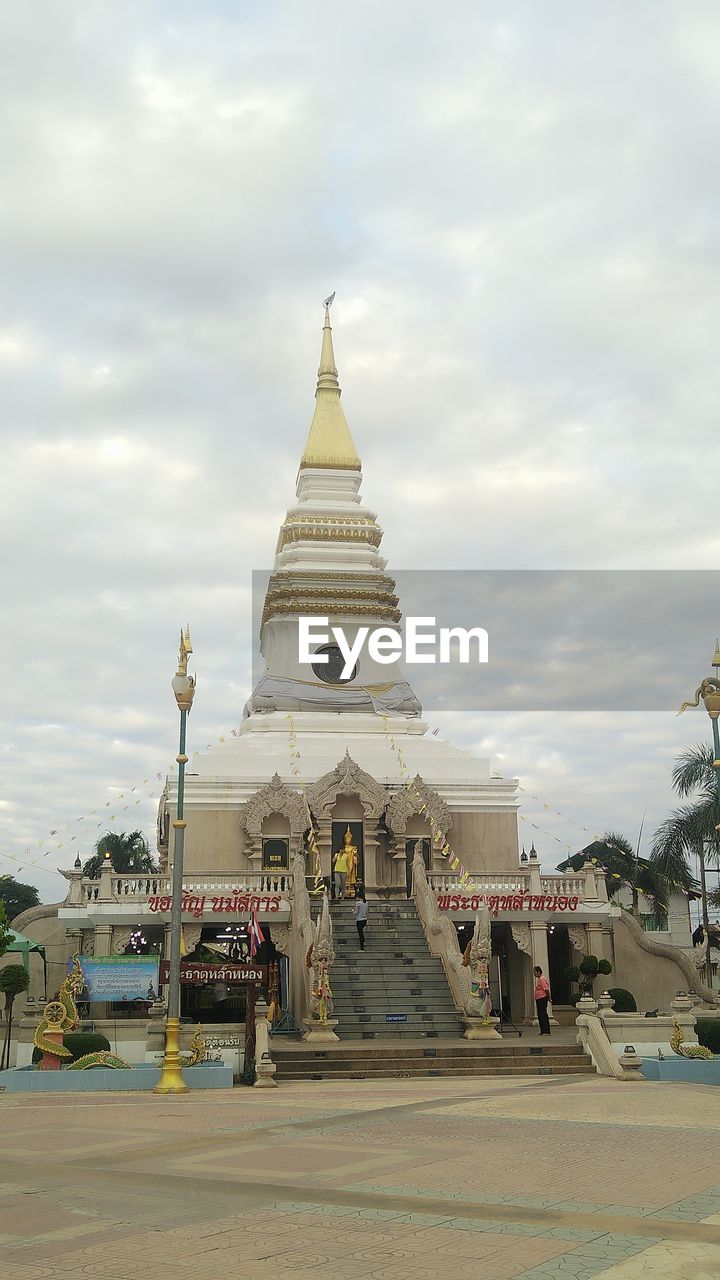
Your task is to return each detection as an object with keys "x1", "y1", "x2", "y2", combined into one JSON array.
[
  {"x1": 0, "y1": 901, "x2": 12, "y2": 959},
  {"x1": 82, "y1": 830, "x2": 157, "y2": 880},
  {"x1": 0, "y1": 874, "x2": 40, "y2": 923},
  {"x1": 0, "y1": 963, "x2": 30, "y2": 1070},
  {"x1": 558, "y1": 830, "x2": 678, "y2": 922},
  {"x1": 650, "y1": 744, "x2": 720, "y2": 952}
]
